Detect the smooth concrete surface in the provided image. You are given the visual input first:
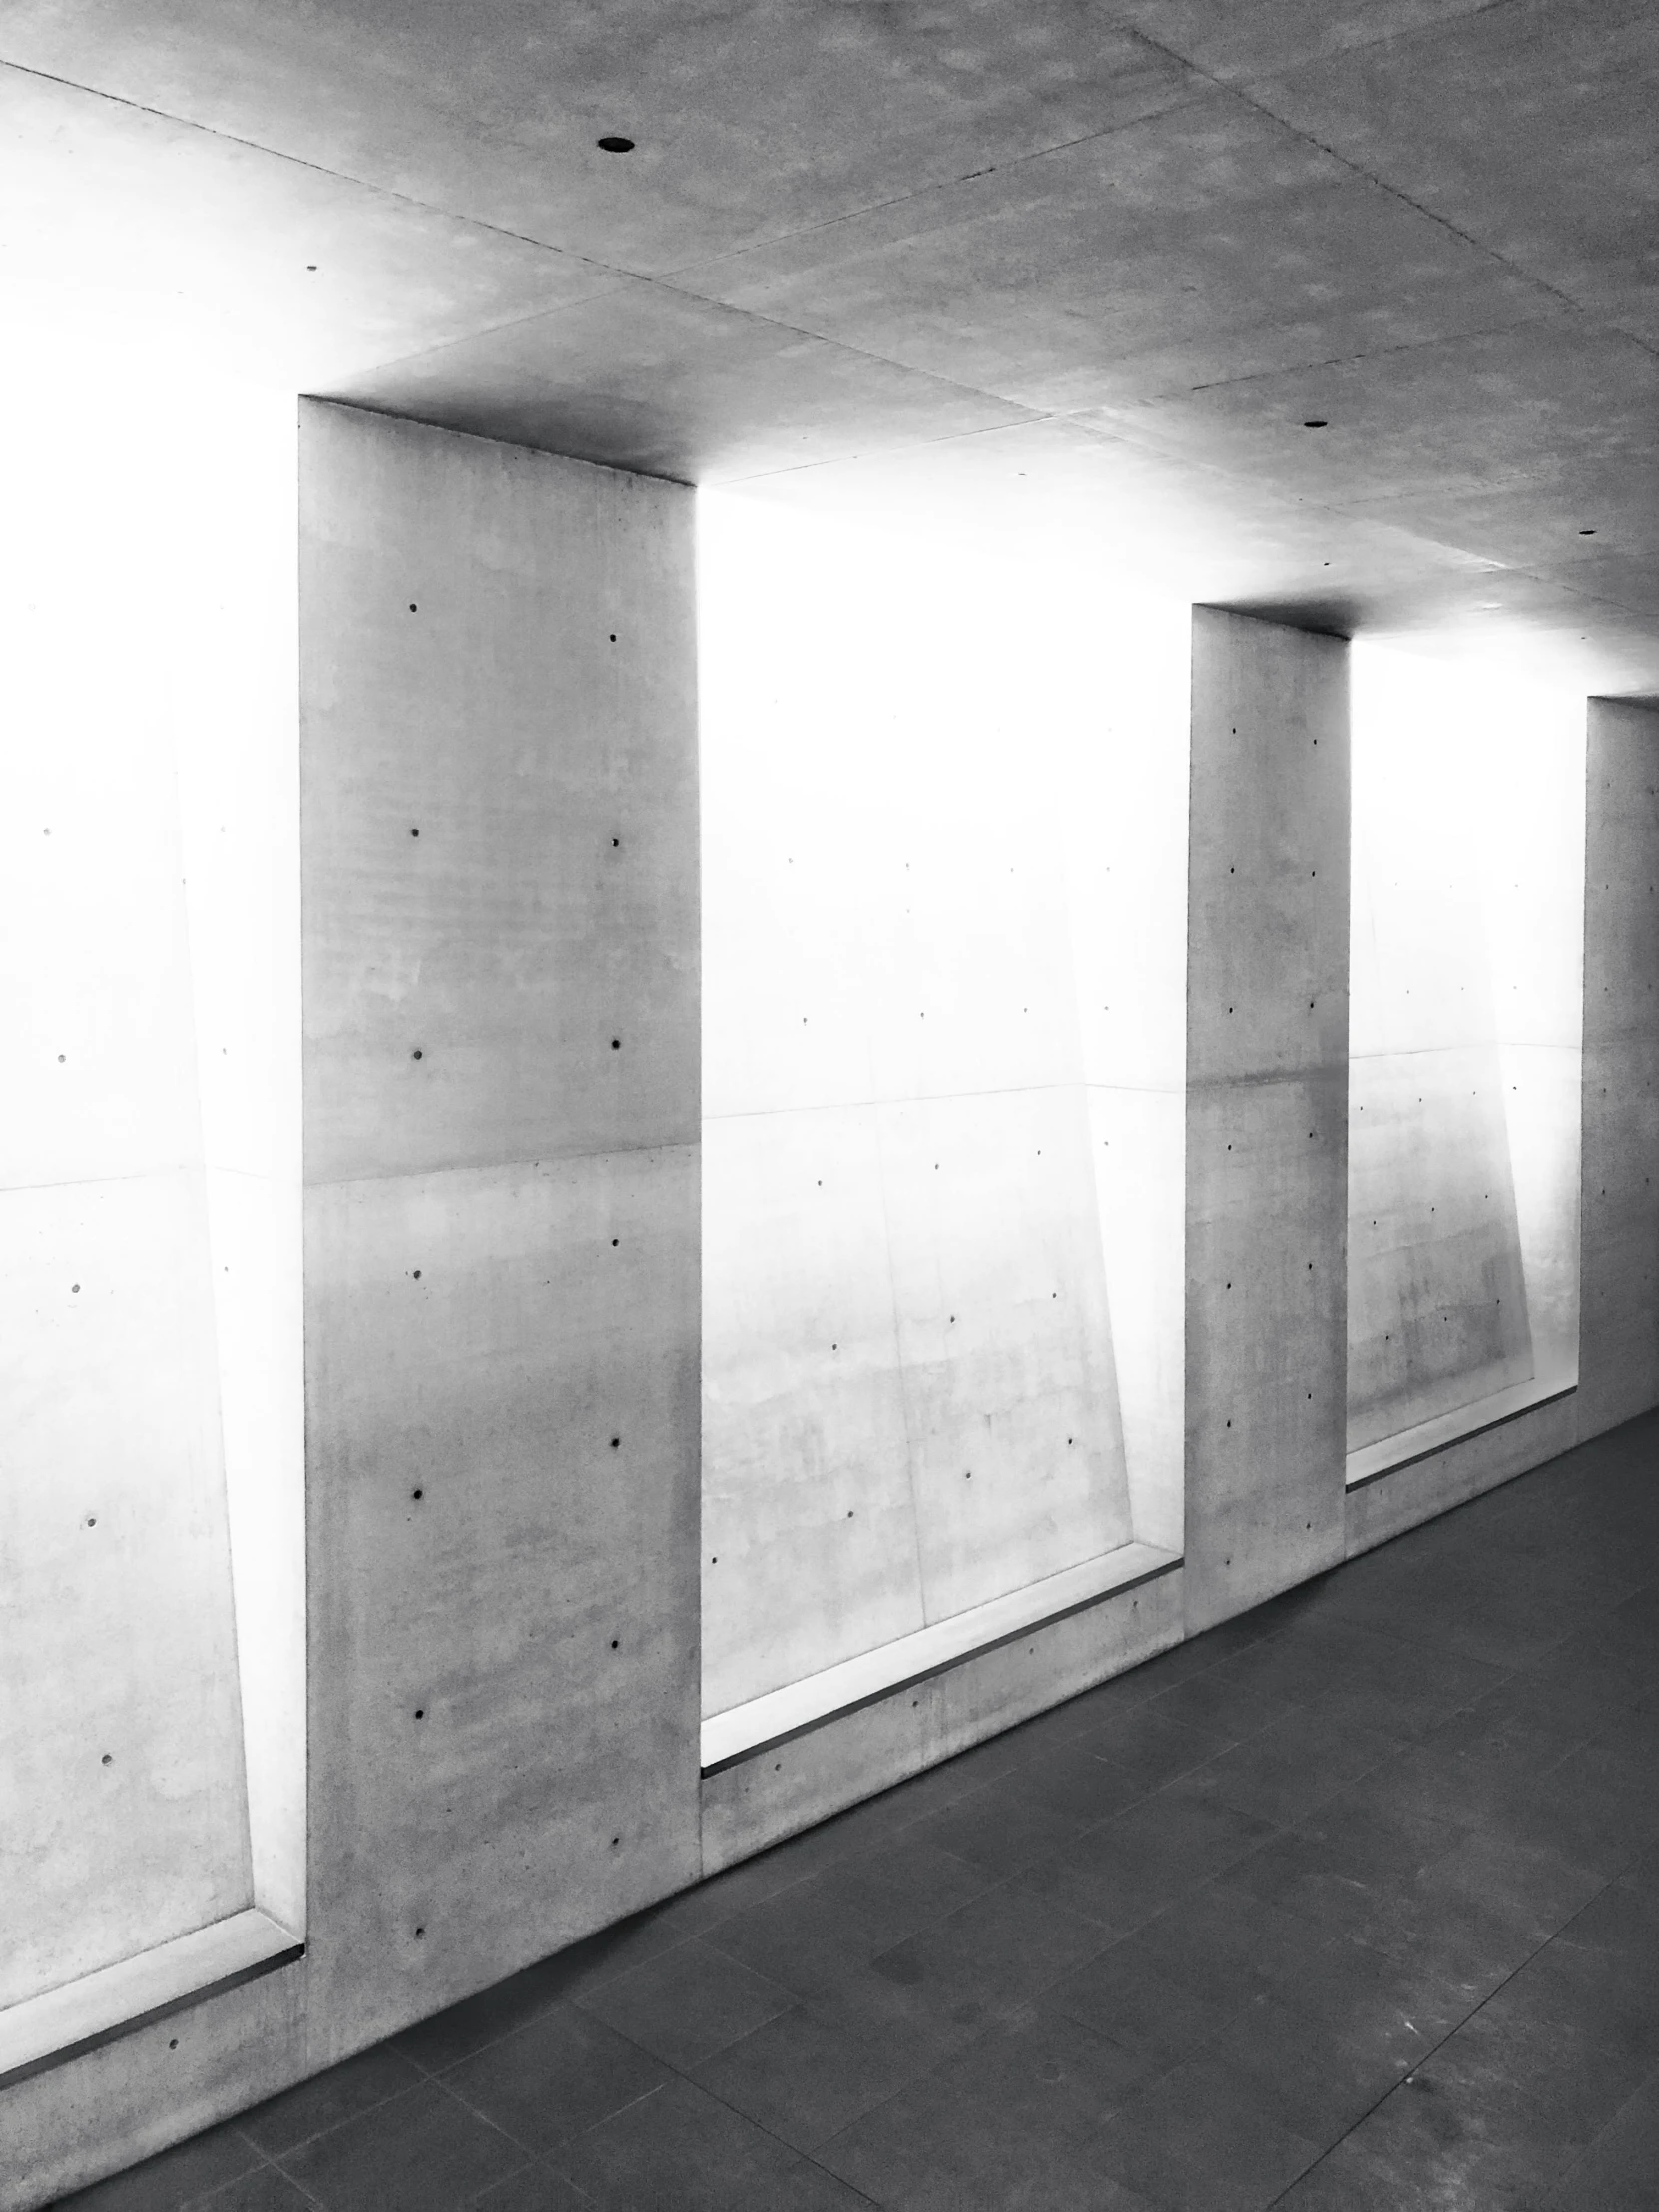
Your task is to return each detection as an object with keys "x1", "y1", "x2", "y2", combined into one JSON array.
[
  {"x1": 297, "y1": 403, "x2": 702, "y2": 2048},
  {"x1": 700, "y1": 498, "x2": 1186, "y2": 1725},
  {"x1": 0, "y1": 395, "x2": 283, "y2": 2019},
  {"x1": 3, "y1": 7, "x2": 1657, "y2": 696},
  {"x1": 1579, "y1": 698, "x2": 1659, "y2": 1438},
  {"x1": 3, "y1": 406, "x2": 701, "y2": 2211},
  {"x1": 1184, "y1": 608, "x2": 1350, "y2": 1632},
  {"x1": 1348, "y1": 646, "x2": 1585, "y2": 1462},
  {"x1": 171, "y1": 392, "x2": 307, "y2": 1940}
]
